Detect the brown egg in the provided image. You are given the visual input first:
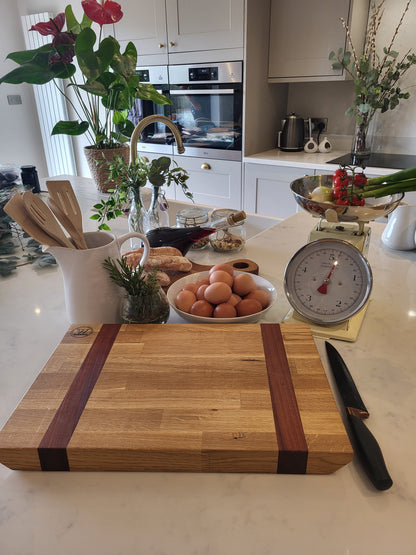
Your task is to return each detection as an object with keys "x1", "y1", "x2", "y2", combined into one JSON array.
[
  {"x1": 209, "y1": 263, "x2": 234, "y2": 277},
  {"x1": 213, "y1": 303, "x2": 237, "y2": 318},
  {"x1": 245, "y1": 289, "x2": 269, "y2": 308},
  {"x1": 233, "y1": 273, "x2": 257, "y2": 296},
  {"x1": 190, "y1": 299, "x2": 214, "y2": 317},
  {"x1": 236, "y1": 298, "x2": 262, "y2": 317},
  {"x1": 209, "y1": 269, "x2": 233, "y2": 287},
  {"x1": 196, "y1": 277, "x2": 210, "y2": 288},
  {"x1": 196, "y1": 283, "x2": 209, "y2": 300},
  {"x1": 175, "y1": 290, "x2": 197, "y2": 313},
  {"x1": 228, "y1": 293, "x2": 242, "y2": 307},
  {"x1": 182, "y1": 282, "x2": 198, "y2": 294},
  {"x1": 204, "y1": 282, "x2": 232, "y2": 304}
]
